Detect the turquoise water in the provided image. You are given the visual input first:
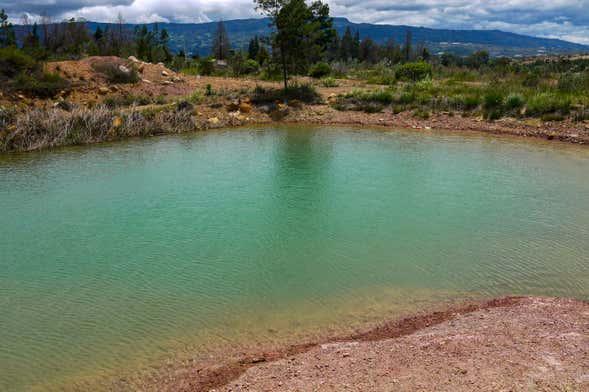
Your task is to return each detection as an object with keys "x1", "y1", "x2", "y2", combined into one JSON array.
[{"x1": 1, "y1": 126, "x2": 588, "y2": 390}]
